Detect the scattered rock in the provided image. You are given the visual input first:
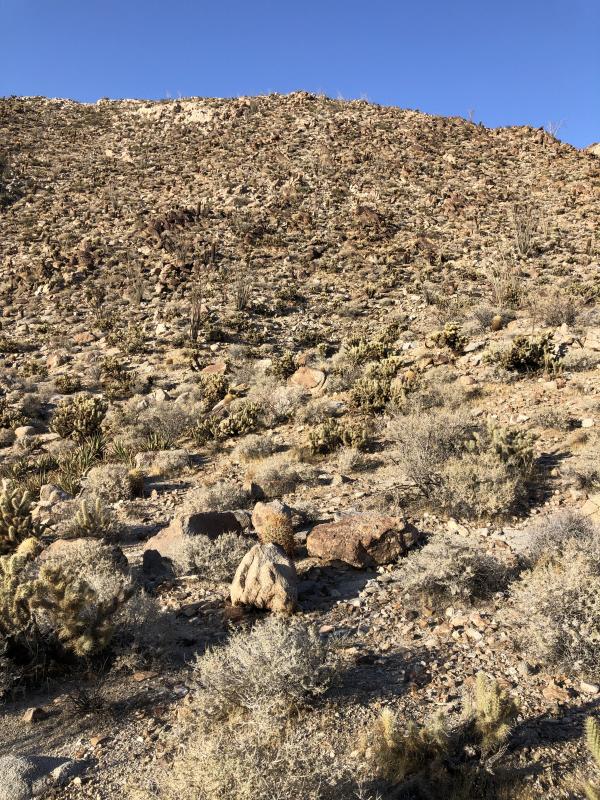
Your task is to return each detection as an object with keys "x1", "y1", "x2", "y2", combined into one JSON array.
[{"x1": 289, "y1": 366, "x2": 326, "y2": 391}]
